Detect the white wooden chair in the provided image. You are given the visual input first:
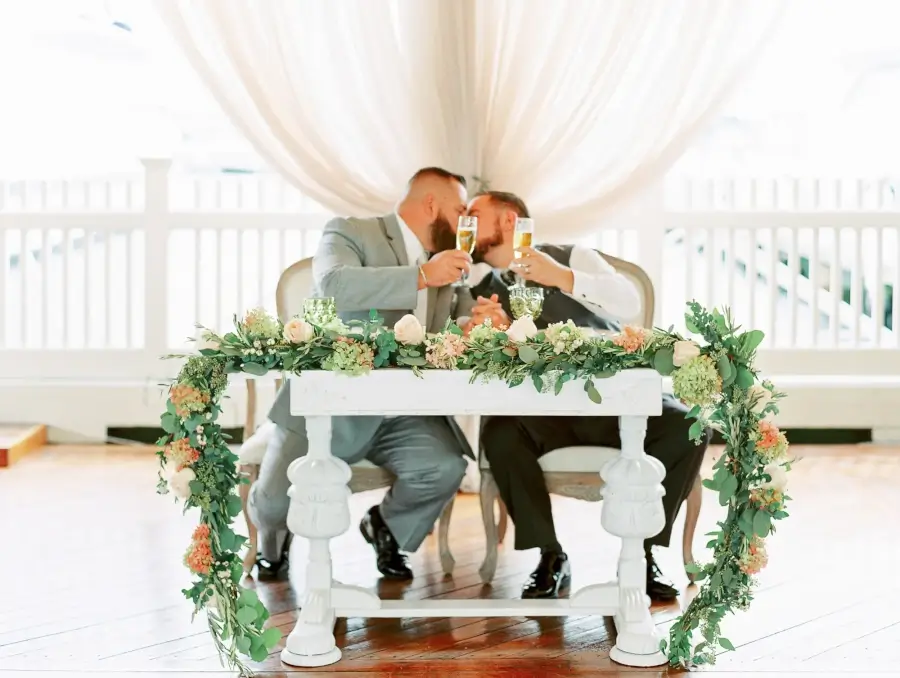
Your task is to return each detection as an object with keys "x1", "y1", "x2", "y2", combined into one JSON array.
[
  {"x1": 239, "y1": 258, "x2": 457, "y2": 574},
  {"x1": 477, "y1": 253, "x2": 703, "y2": 584}
]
